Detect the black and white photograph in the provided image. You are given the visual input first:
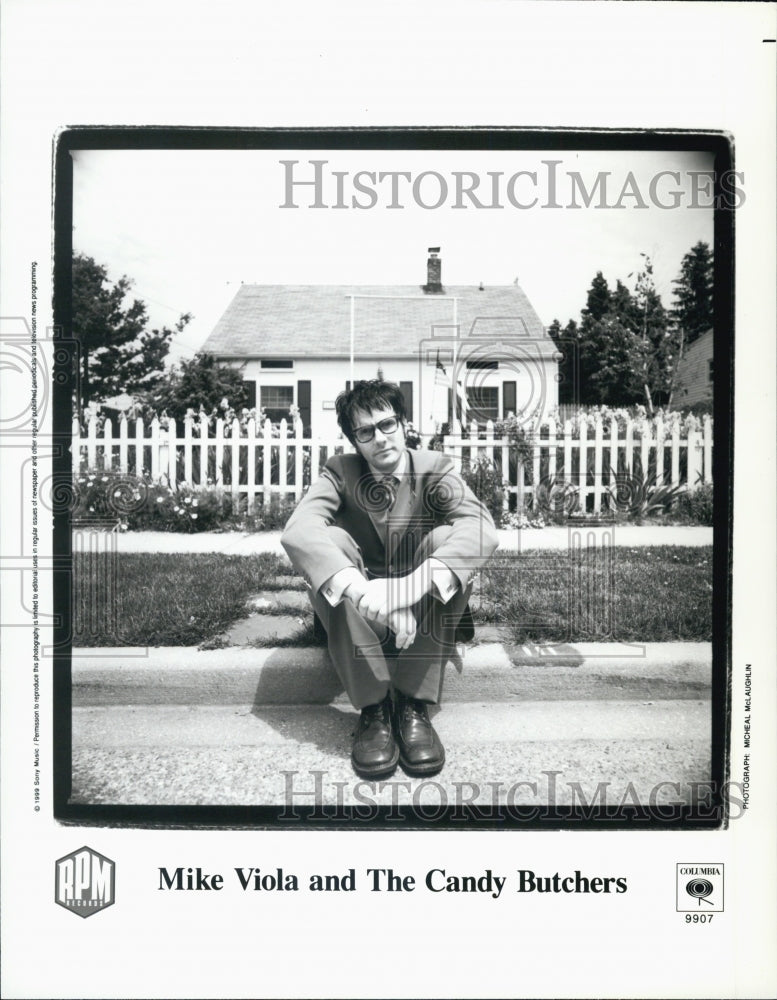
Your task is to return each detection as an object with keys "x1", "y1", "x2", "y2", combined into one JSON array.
[
  {"x1": 61, "y1": 138, "x2": 727, "y2": 822},
  {"x1": 1, "y1": 3, "x2": 775, "y2": 999}
]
